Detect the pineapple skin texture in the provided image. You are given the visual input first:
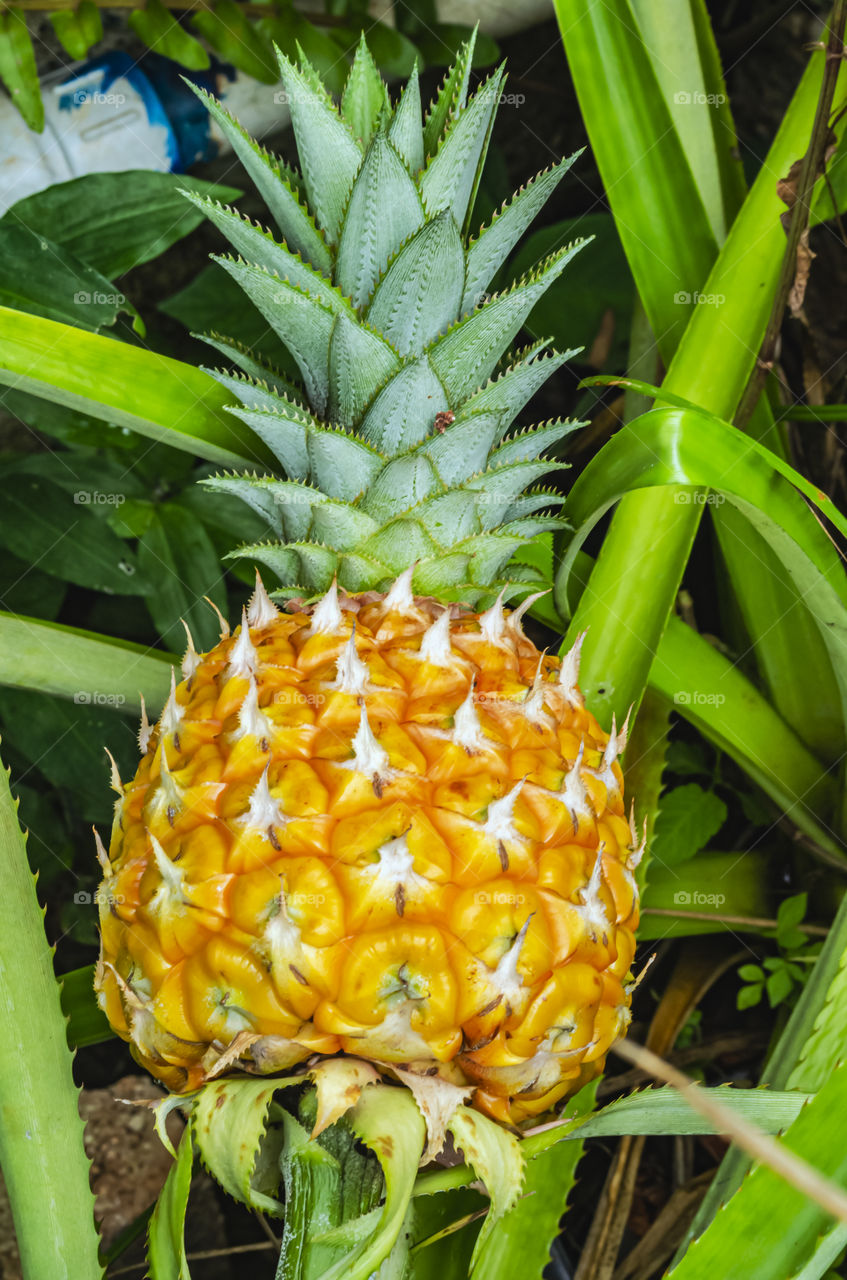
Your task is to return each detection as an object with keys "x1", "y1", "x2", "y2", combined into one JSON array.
[{"x1": 96, "y1": 591, "x2": 639, "y2": 1123}]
